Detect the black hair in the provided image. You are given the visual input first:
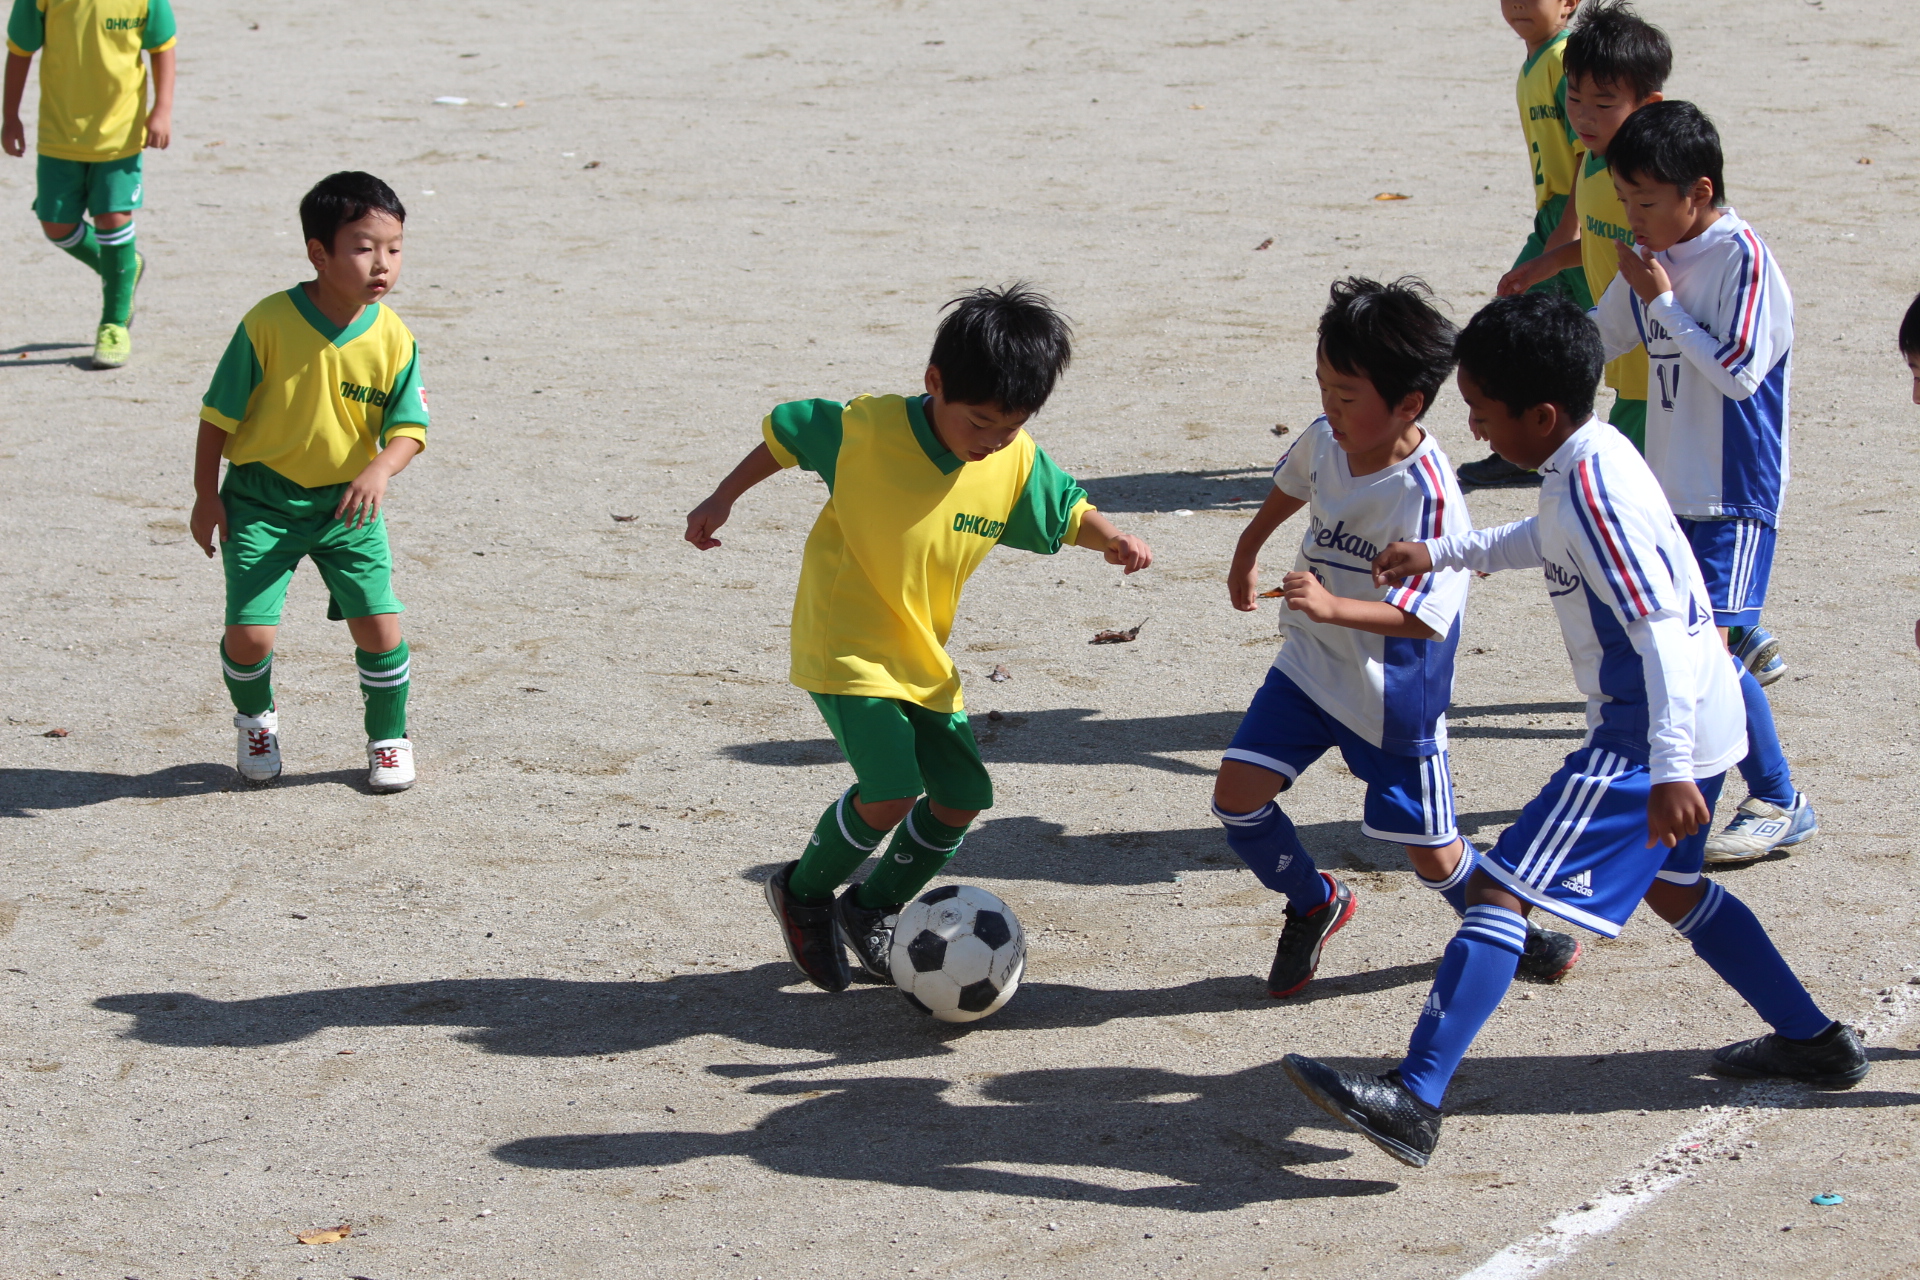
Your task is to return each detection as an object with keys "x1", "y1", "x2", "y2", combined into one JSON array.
[
  {"x1": 299, "y1": 171, "x2": 406, "y2": 250},
  {"x1": 1901, "y1": 293, "x2": 1920, "y2": 355},
  {"x1": 928, "y1": 283, "x2": 1072, "y2": 415},
  {"x1": 1316, "y1": 276, "x2": 1457, "y2": 420},
  {"x1": 1454, "y1": 293, "x2": 1604, "y2": 424},
  {"x1": 1564, "y1": 0, "x2": 1671, "y2": 102},
  {"x1": 1607, "y1": 100, "x2": 1727, "y2": 205}
]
